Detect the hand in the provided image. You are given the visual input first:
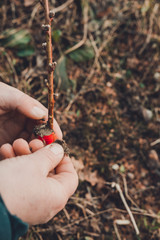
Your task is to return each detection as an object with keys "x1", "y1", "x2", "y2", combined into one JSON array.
[
  {"x1": 0, "y1": 143, "x2": 78, "y2": 225},
  {"x1": 0, "y1": 83, "x2": 62, "y2": 159}
]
